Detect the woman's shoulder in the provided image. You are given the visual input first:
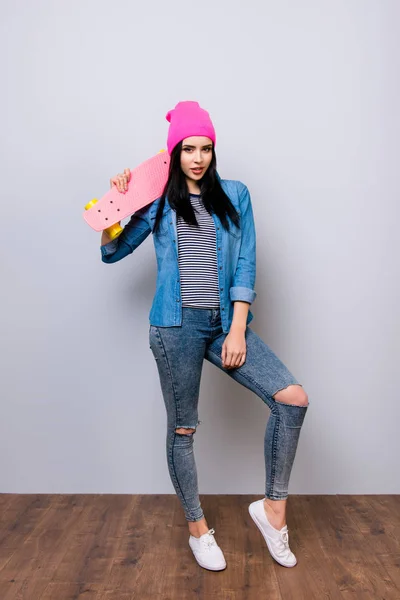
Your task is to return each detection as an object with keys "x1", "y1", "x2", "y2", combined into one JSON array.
[
  {"x1": 219, "y1": 178, "x2": 249, "y2": 200},
  {"x1": 220, "y1": 177, "x2": 247, "y2": 188}
]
